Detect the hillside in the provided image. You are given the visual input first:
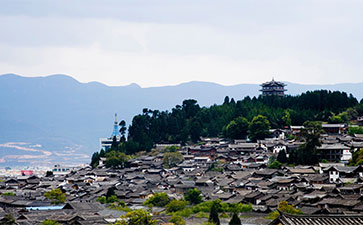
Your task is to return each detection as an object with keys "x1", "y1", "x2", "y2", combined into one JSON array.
[{"x1": 0, "y1": 73, "x2": 362, "y2": 166}]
